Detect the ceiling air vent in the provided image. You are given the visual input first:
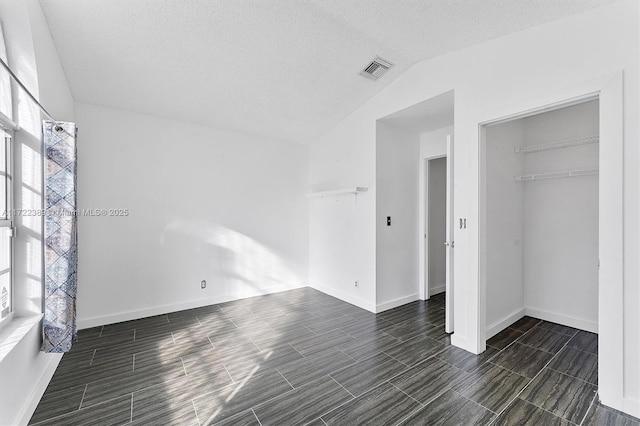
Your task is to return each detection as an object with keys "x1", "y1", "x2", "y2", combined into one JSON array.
[{"x1": 359, "y1": 56, "x2": 394, "y2": 81}]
